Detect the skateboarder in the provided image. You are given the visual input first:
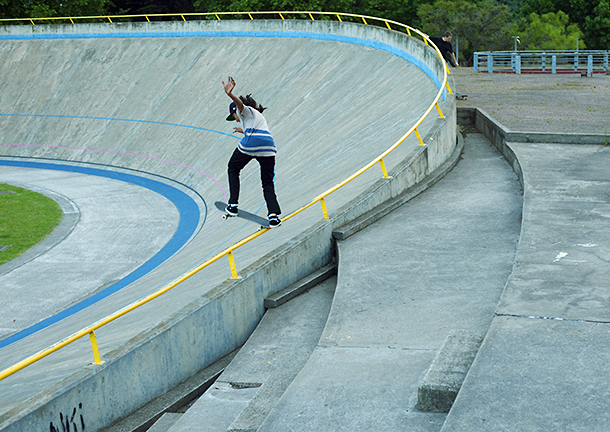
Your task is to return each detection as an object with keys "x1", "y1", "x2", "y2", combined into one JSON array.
[
  {"x1": 222, "y1": 76, "x2": 282, "y2": 227},
  {"x1": 429, "y1": 31, "x2": 459, "y2": 67}
]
